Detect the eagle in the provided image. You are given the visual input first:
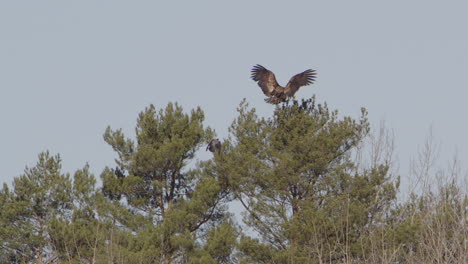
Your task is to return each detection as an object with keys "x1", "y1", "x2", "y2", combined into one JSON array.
[
  {"x1": 206, "y1": 138, "x2": 221, "y2": 153},
  {"x1": 251, "y1": 64, "x2": 317, "y2": 104}
]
